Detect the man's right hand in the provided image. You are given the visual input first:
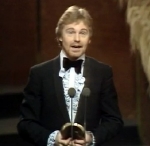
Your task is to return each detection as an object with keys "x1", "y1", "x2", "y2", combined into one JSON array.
[{"x1": 55, "y1": 131, "x2": 72, "y2": 146}]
